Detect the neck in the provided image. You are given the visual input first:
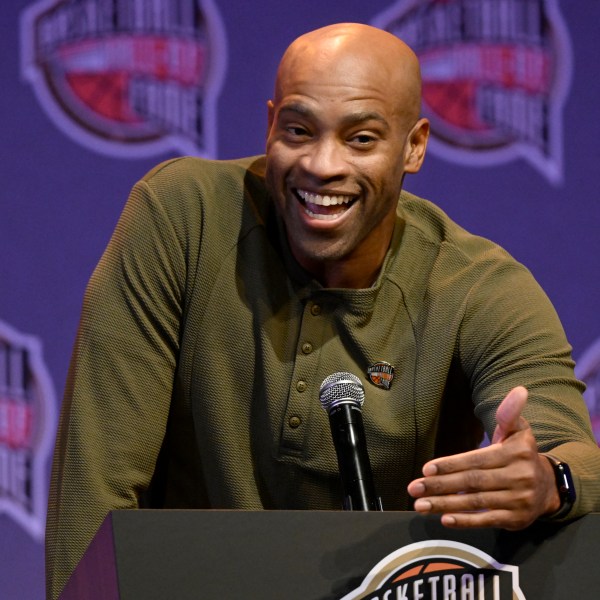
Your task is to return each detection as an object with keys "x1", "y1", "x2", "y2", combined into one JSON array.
[
  {"x1": 287, "y1": 213, "x2": 398, "y2": 289},
  {"x1": 301, "y1": 246, "x2": 388, "y2": 289}
]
